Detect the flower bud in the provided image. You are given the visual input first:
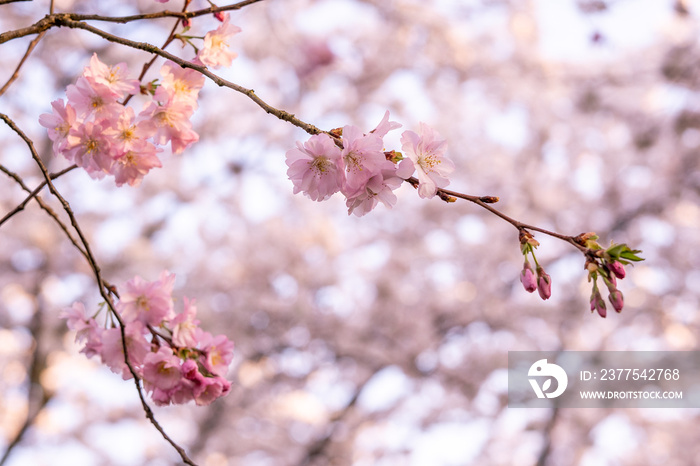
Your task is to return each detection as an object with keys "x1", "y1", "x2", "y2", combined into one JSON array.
[
  {"x1": 590, "y1": 290, "x2": 606, "y2": 318},
  {"x1": 608, "y1": 260, "x2": 626, "y2": 279},
  {"x1": 608, "y1": 289, "x2": 624, "y2": 312},
  {"x1": 214, "y1": 11, "x2": 226, "y2": 22},
  {"x1": 520, "y1": 260, "x2": 537, "y2": 293},
  {"x1": 182, "y1": 17, "x2": 191, "y2": 28},
  {"x1": 536, "y1": 266, "x2": 551, "y2": 300}
]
